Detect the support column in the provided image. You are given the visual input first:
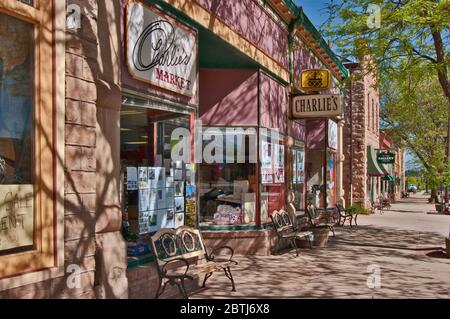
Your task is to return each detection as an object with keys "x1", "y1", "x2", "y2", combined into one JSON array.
[
  {"x1": 285, "y1": 83, "x2": 296, "y2": 221},
  {"x1": 336, "y1": 119, "x2": 346, "y2": 206},
  {"x1": 94, "y1": 0, "x2": 128, "y2": 299}
]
